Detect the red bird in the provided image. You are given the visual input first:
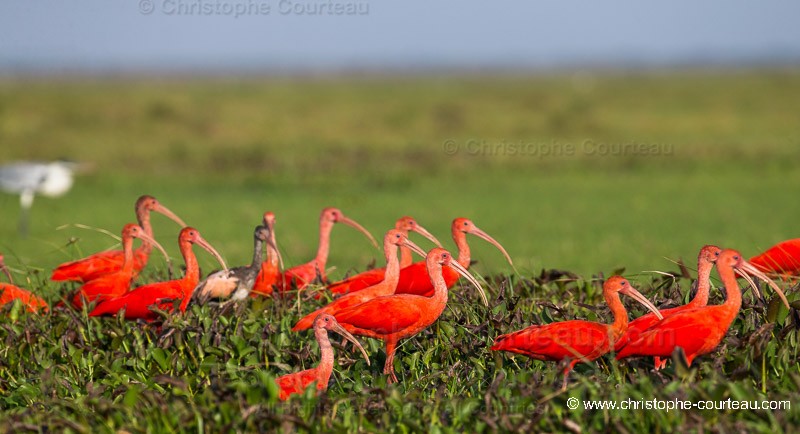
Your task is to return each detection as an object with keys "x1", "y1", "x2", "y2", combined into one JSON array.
[
  {"x1": 392, "y1": 218, "x2": 513, "y2": 297},
  {"x1": 51, "y1": 195, "x2": 186, "y2": 282},
  {"x1": 69, "y1": 223, "x2": 168, "y2": 309},
  {"x1": 327, "y1": 216, "x2": 441, "y2": 296},
  {"x1": 616, "y1": 249, "x2": 787, "y2": 367},
  {"x1": 279, "y1": 207, "x2": 377, "y2": 293},
  {"x1": 292, "y1": 229, "x2": 427, "y2": 331},
  {"x1": 276, "y1": 314, "x2": 370, "y2": 401},
  {"x1": 89, "y1": 227, "x2": 227, "y2": 321},
  {"x1": 491, "y1": 276, "x2": 663, "y2": 390},
  {"x1": 251, "y1": 212, "x2": 283, "y2": 297},
  {"x1": 615, "y1": 245, "x2": 722, "y2": 370},
  {"x1": 333, "y1": 248, "x2": 487, "y2": 383},
  {"x1": 749, "y1": 238, "x2": 800, "y2": 277},
  {"x1": 0, "y1": 254, "x2": 48, "y2": 313}
]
